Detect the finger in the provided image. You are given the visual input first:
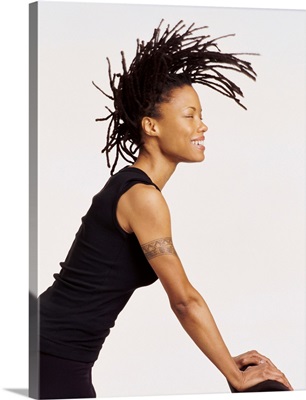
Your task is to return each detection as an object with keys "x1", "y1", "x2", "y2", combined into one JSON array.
[
  {"x1": 243, "y1": 363, "x2": 293, "y2": 391},
  {"x1": 261, "y1": 364, "x2": 294, "y2": 391},
  {"x1": 234, "y1": 350, "x2": 269, "y2": 367},
  {"x1": 275, "y1": 370, "x2": 294, "y2": 391},
  {"x1": 274, "y1": 372, "x2": 293, "y2": 391},
  {"x1": 256, "y1": 354, "x2": 278, "y2": 369},
  {"x1": 244, "y1": 350, "x2": 278, "y2": 370}
]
